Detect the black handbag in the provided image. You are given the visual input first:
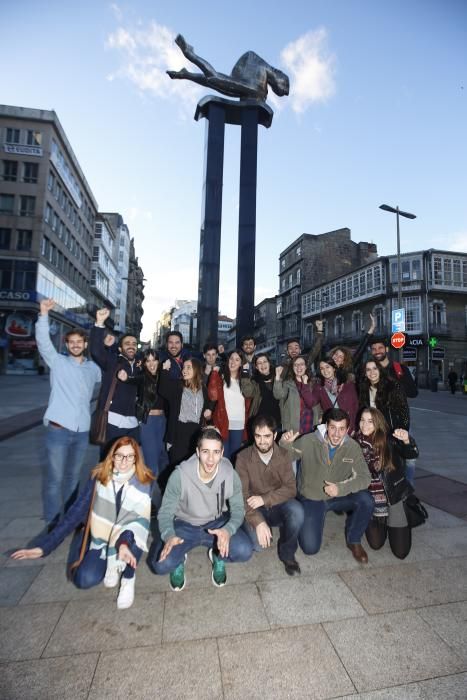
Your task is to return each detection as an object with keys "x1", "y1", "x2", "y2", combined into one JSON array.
[
  {"x1": 89, "y1": 373, "x2": 118, "y2": 446},
  {"x1": 403, "y1": 493, "x2": 428, "y2": 528}
]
